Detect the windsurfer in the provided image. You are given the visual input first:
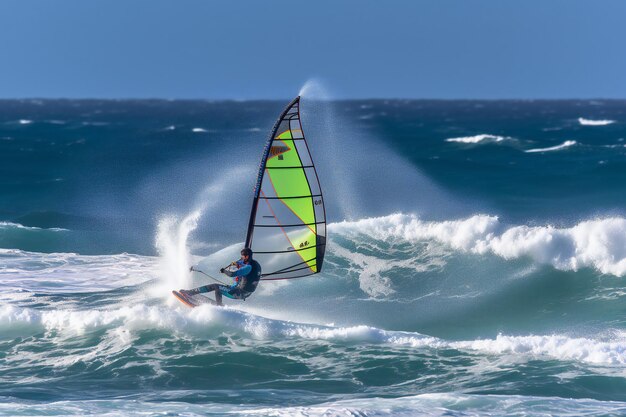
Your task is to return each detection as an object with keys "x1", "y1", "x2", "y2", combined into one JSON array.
[{"x1": 180, "y1": 248, "x2": 261, "y2": 306}]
